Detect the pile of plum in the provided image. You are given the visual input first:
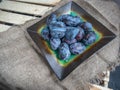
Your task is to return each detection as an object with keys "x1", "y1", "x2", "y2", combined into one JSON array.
[{"x1": 41, "y1": 14, "x2": 97, "y2": 60}]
